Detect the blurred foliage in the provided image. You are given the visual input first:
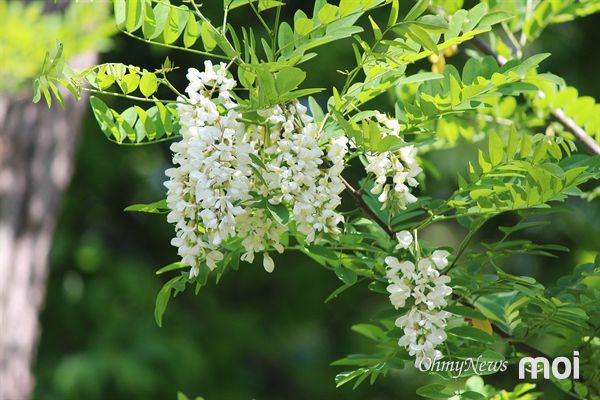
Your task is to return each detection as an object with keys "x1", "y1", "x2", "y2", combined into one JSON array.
[
  {"x1": 0, "y1": 0, "x2": 114, "y2": 94},
  {"x1": 27, "y1": 0, "x2": 600, "y2": 399}
]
